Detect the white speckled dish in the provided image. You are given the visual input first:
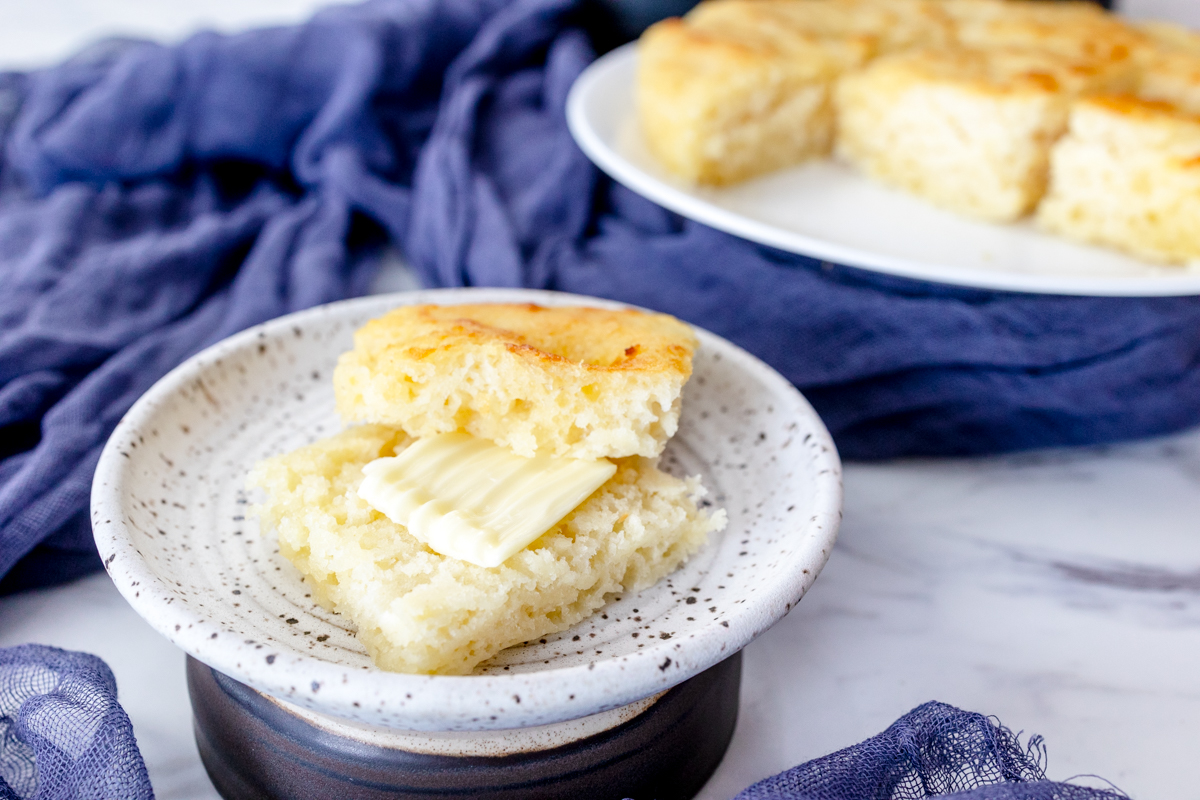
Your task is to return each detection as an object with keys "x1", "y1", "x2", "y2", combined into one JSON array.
[{"x1": 91, "y1": 288, "x2": 842, "y2": 731}]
